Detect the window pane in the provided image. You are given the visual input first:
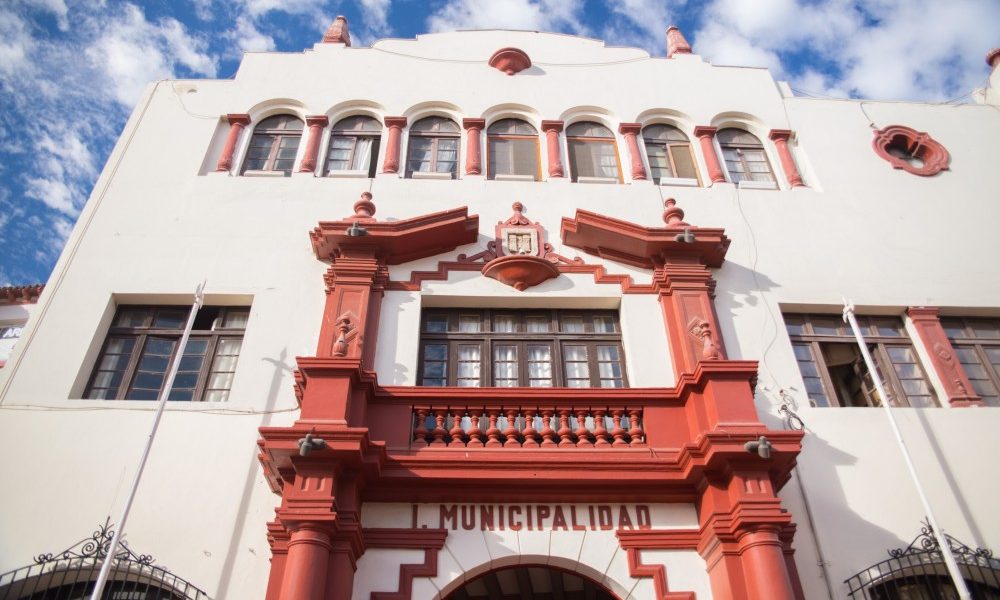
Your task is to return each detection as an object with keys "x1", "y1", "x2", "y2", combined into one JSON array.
[
  {"x1": 222, "y1": 310, "x2": 249, "y2": 329},
  {"x1": 811, "y1": 317, "x2": 842, "y2": 336},
  {"x1": 115, "y1": 309, "x2": 152, "y2": 328},
  {"x1": 424, "y1": 344, "x2": 447, "y2": 361},
  {"x1": 970, "y1": 320, "x2": 1000, "y2": 339},
  {"x1": 670, "y1": 145, "x2": 697, "y2": 179},
  {"x1": 425, "y1": 315, "x2": 448, "y2": 333},
  {"x1": 154, "y1": 310, "x2": 186, "y2": 329},
  {"x1": 561, "y1": 316, "x2": 585, "y2": 333},
  {"x1": 593, "y1": 316, "x2": 615, "y2": 333},
  {"x1": 494, "y1": 315, "x2": 515, "y2": 333},
  {"x1": 526, "y1": 316, "x2": 549, "y2": 333},
  {"x1": 872, "y1": 317, "x2": 904, "y2": 337},
  {"x1": 459, "y1": 315, "x2": 481, "y2": 332},
  {"x1": 645, "y1": 144, "x2": 671, "y2": 180},
  {"x1": 569, "y1": 141, "x2": 595, "y2": 179}
]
